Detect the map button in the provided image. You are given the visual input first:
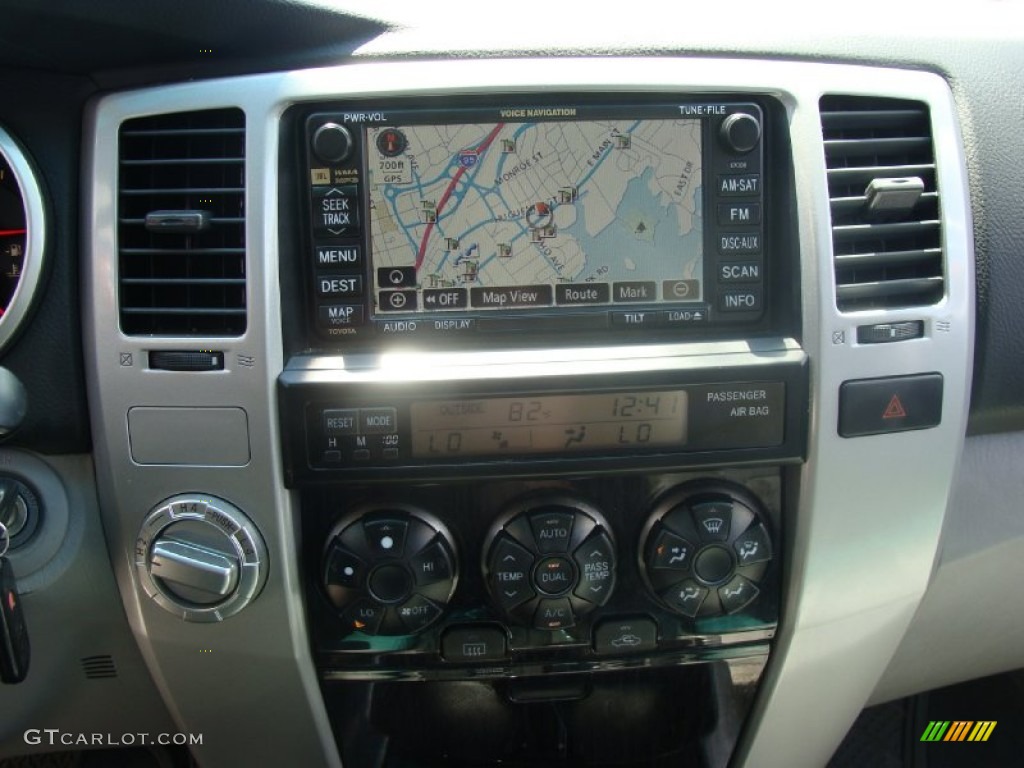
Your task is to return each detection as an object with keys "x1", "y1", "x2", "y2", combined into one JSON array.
[
  {"x1": 423, "y1": 288, "x2": 468, "y2": 310},
  {"x1": 555, "y1": 283, "x2": 610, "y2": 306},
  {"x1": 470, "y1": 285, "x2": 552, "y2": 309},
  {"x1": 613, "y1": 282, "x2": 656, "y2": 303},
  {"x1": 318, "y1": 304, "x2": 364, "y2": 328}
]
